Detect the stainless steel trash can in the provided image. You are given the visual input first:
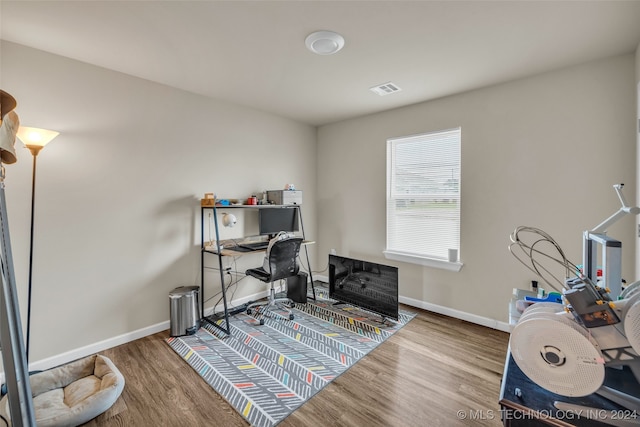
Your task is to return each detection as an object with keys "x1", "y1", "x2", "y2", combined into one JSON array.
[{"x1": 169, "y1": 286, "x2": 200, "y2": 337}]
